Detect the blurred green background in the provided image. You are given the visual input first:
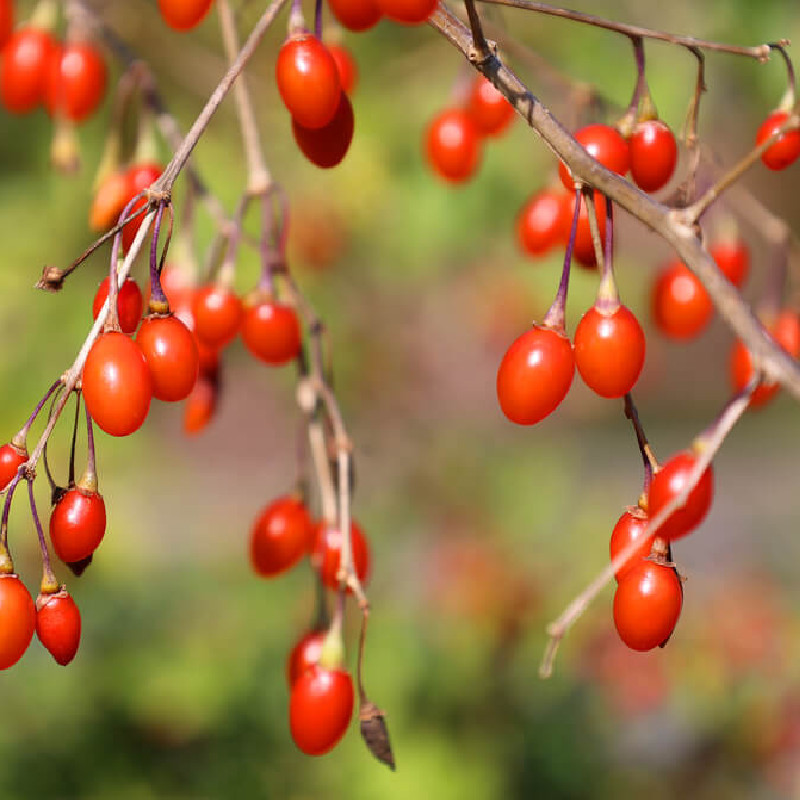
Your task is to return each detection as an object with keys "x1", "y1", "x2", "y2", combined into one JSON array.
[{"x1": 1, "y1": 0, "x2": 800, "y2": 797}]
